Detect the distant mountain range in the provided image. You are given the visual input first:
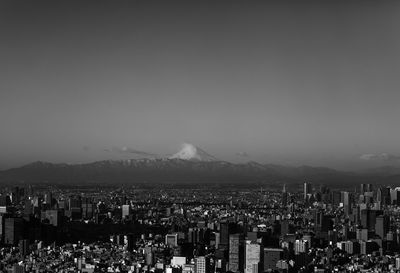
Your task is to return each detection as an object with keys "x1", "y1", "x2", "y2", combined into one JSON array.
[{"x1": 1, "y1": 158, "x2": 399, "y2": 187}]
